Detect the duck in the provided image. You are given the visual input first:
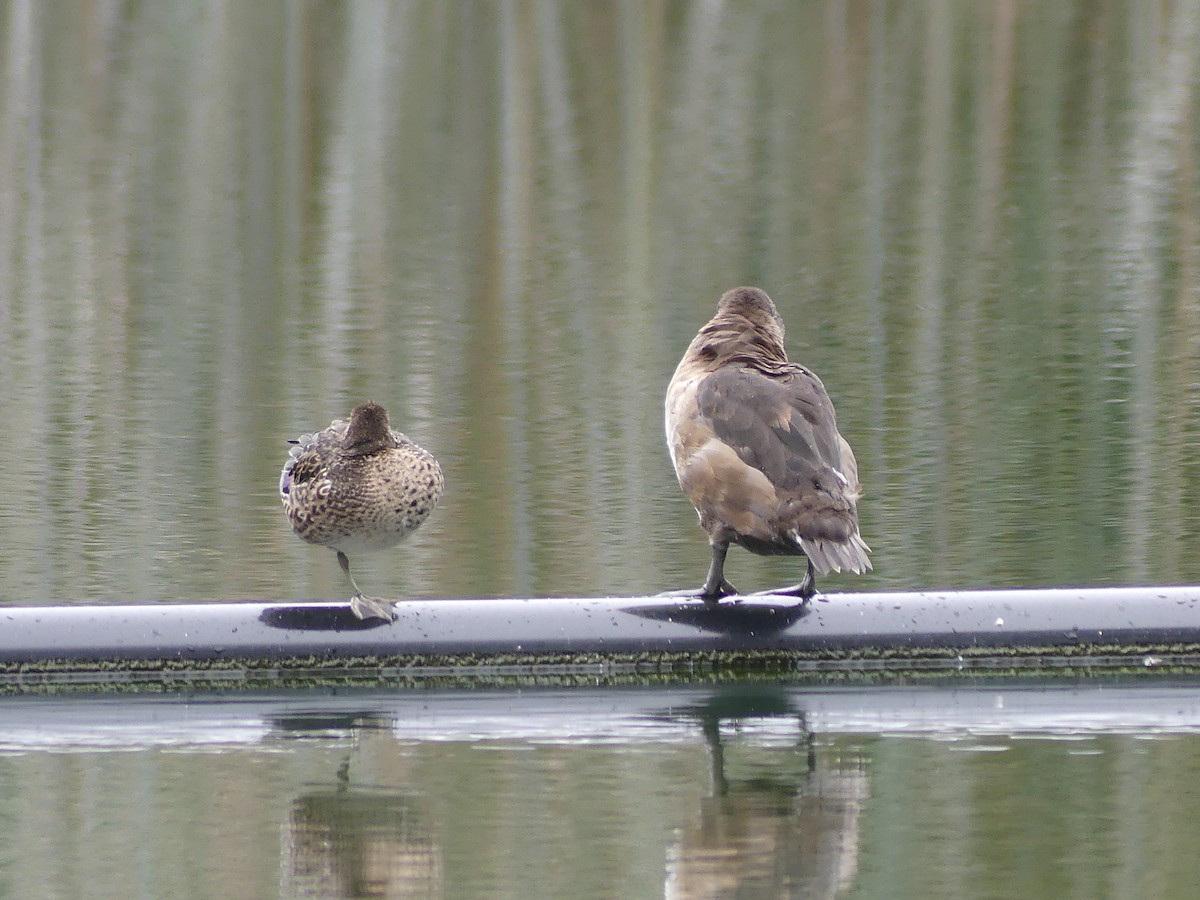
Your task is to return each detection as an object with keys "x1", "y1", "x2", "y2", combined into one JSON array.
[
  {"x1": 664, "y1": 287, "x2": 870, "y2": 603},
  {"x1": 280, "y1": 401, "x2": 444, "y2": 621}
]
